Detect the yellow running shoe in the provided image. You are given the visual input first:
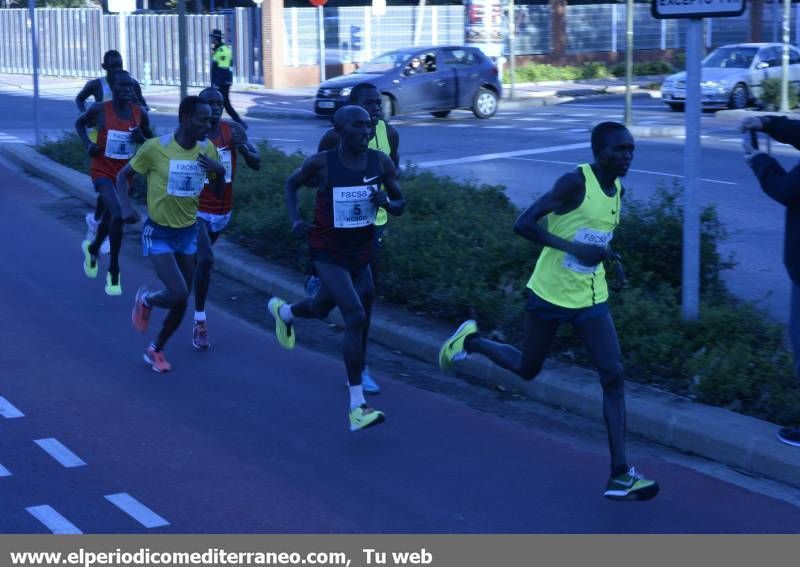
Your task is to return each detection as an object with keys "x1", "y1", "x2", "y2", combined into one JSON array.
[
  {"x1": 349, "y1": 404, "x2": 385, "y2": 432},
  {"x1": 82, "y1": 240, "x2": 98, "y2": 279},
  {"x1": 438, "y1": 319, "x2": 478, "y2": 371},
  {"x1": 267, "y1": 297, "x2": 295, "y2": 349},
  {"x1": 105, "y1": 272, "x2": 122, "y2": 296}
]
